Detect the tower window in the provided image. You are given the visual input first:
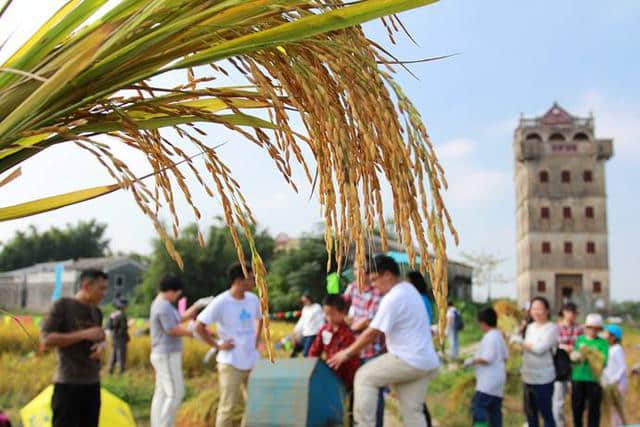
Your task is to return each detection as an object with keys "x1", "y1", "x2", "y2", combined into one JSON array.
[
  {"x1": 561, "y1": 170, "x2": 571, "y2": 183},
  {"x1": 564, "y1": 242, "x2": 573, "y2": 254},
  {"x1": 593, "y1": 281, "x2": 602, "y2": 293},
  {"x1": 539, "y1": 171, "x2": 549, "y2": 183},
  {"x1": 586, "y1": 241, "x2": 596, "y2": 254},
  {"x1": 541, "y1": 207, "x2": 550, "y2": 219},
  {"x1": 526, "y1": 133, "x2": 542, "y2": 141},
  {"x1": 549, "y1": 133, "x2": 566, "y2": 141},
  {"x1": 537, "y1": 281, "x2": 546, "y2": 292},
  {"x1": 574, "y1": 132, "x2": 589, "y2": 141},
  {"x1": 585, "y1": 206, "x2": 594, "y2": 218},
  {"x1": 542, "y1": 242, "x2": 551, "y2": 254},
  {"x1": 563, "y1": 207, "x2": 572, "y2": 219},
  {"x1": 583, "y1": 170, "x2": 593, "y2": 182}
]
